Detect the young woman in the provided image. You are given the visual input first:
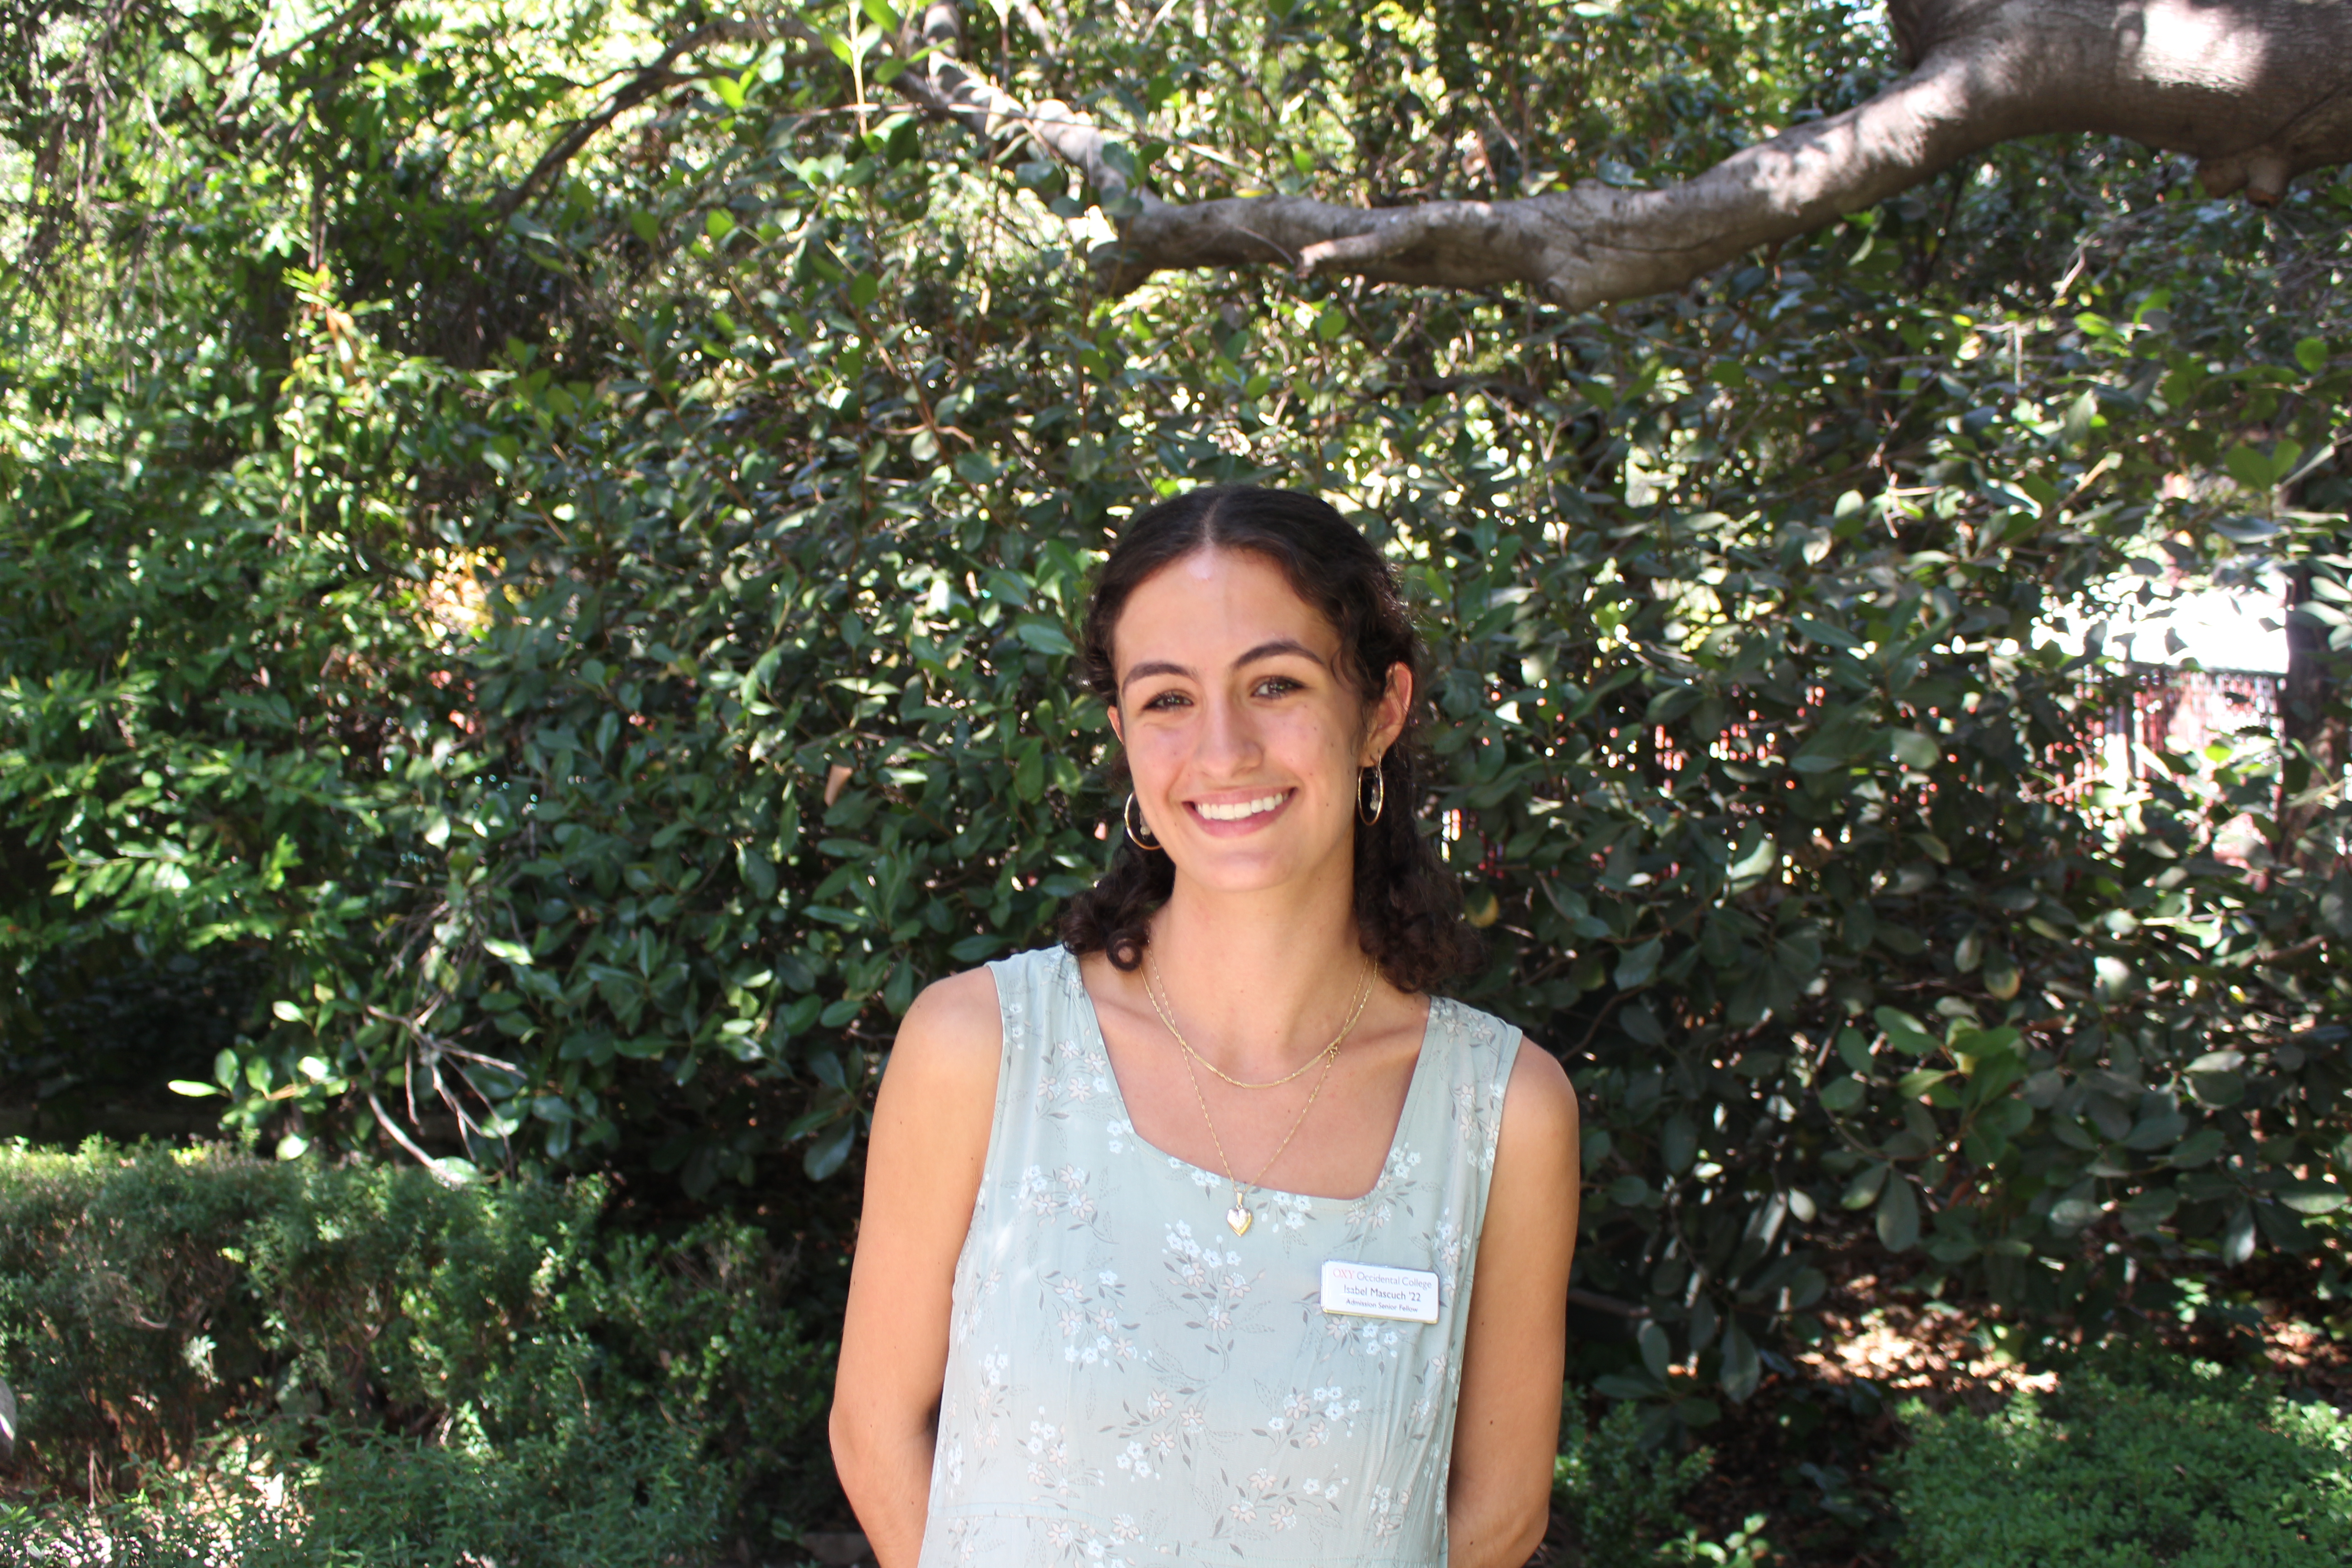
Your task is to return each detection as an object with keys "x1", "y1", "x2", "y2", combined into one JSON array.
[{"x1": 831, "y1": 486, "x2": 1580, "y2": 1568}]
